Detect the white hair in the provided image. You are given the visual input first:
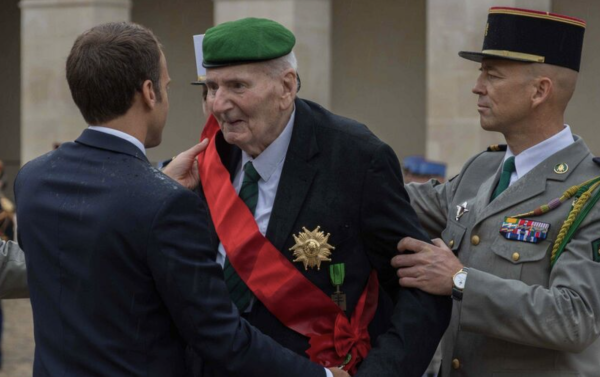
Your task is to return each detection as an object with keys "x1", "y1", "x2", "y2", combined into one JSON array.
[{"x1": 263, "y1": 51, "x2": 298, "y2": 76}]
